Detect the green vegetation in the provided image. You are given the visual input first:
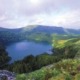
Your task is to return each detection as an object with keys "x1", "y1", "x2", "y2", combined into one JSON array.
[
  {"x1": 16, "y1": 59, "x2": 80, "y2": 80},
  {"x1": 0, "y1": 45, "x2": 11, "y2": 69},
  {"x1": 26, "y1": 32, "x2": 52, "y2": 44},
  {"x1": 26, "y1": 33, "x2": 80, "y2": 44},
  {"x1": 0, "y1": 29, "x2": 80, "y2": 45},
  {"x1": 8, "y1": 53, "x2": 58, "y2": 73}
]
